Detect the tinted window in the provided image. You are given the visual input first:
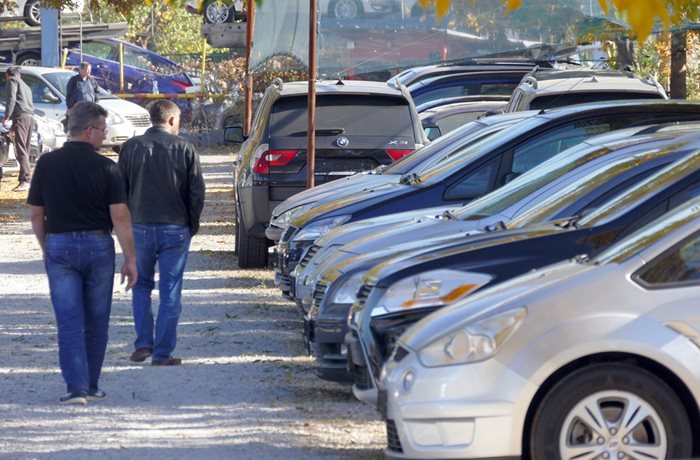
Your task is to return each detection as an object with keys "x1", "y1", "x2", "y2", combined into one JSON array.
[
  {"x1": 445, "y1": 156, "x2": 500, "y2": 200},
  {"x1": 512, "y1": 120, "x2": 610, "y2": 174},
  {"x1": 529, "y1": 92, "x2": 665, "y2": 110},
  {"x1": 638, "y1": 231, "x2": 700, "y2": 286},
  {"x1": 270, "y1": 95, "x2": 413, "y2": 137},
  {"x1": 436, "y1": 112, "x2": 484, "y2": 134}
]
